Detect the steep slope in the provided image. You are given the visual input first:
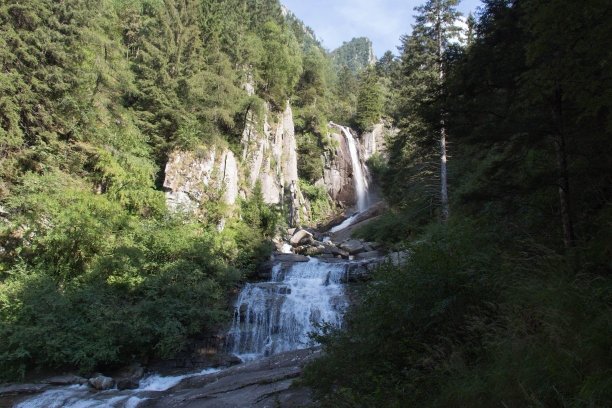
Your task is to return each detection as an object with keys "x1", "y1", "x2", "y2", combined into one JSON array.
[{"x1": 330, "y1": 37, "x2": 377, "y2": 73}]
